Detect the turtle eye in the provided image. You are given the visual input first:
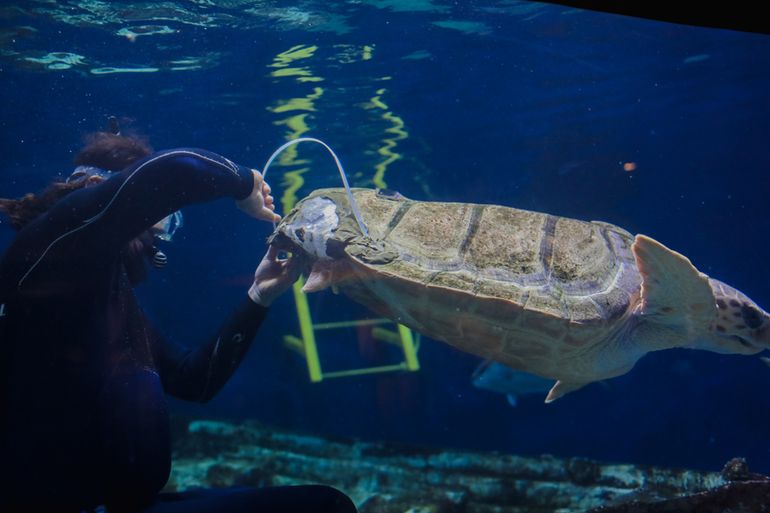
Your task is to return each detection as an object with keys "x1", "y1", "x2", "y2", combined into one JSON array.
[
  {"x1": 741, "y1": 303, "x2": 763, "y2": 329},
  {"x1": 377, "y1": 188, "x2": 404, "y2": 201}
]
